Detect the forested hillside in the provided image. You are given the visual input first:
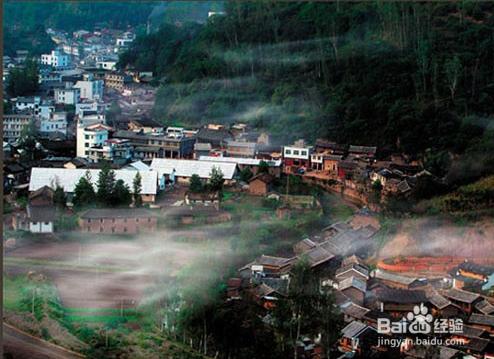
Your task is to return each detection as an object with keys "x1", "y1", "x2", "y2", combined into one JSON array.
[
  {"x1": 119, "y1": 1, "x2": 494, "y2": 183},
  {"x1": 3, "y1": 1, "x2": 155, "y2": 56}
]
